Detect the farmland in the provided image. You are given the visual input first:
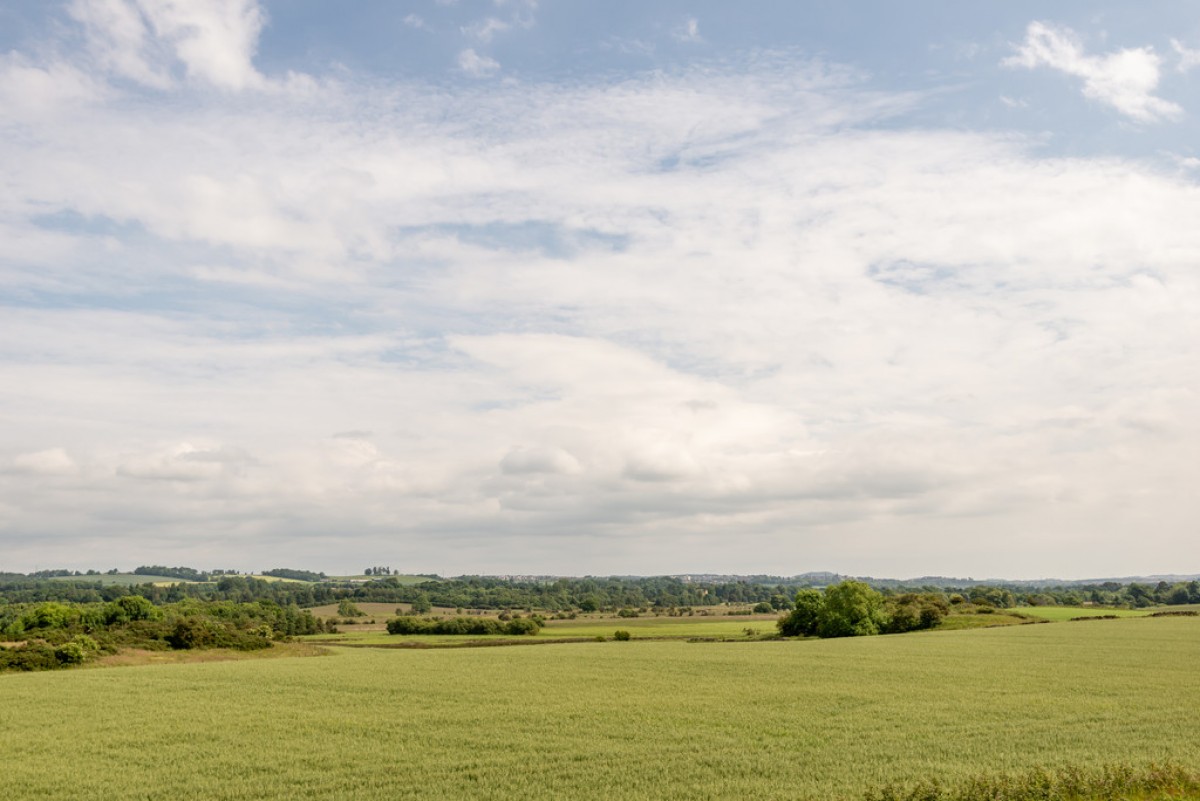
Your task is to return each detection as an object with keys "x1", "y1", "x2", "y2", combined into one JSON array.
[
  {"x1": 46, "y1": 573, "x2": 190, "y2": 587},
  {"x1": 1011, "y1": 605, "x2": 1155, "y2": 621},
  {"x1": 2, "y1": 616, "x2": 1198, "y2": 800}
]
